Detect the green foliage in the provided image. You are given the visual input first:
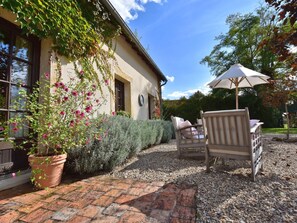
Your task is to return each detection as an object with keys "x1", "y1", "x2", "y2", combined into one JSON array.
[
  {"x1": 116, "y1": 110, "x2": 131, "y2": 118},
  {"x1": 0, "y1": 73, "x2": 106, "y2": 156},
  {"x1": 0, "y1": 0, "x2": 120, "y2": 87},
  {"x1": 66, "y1": 116, "x2": 173, "y2": 174}
]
